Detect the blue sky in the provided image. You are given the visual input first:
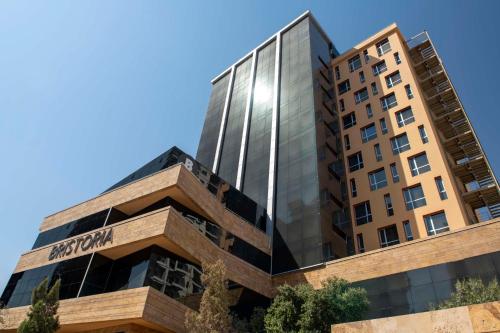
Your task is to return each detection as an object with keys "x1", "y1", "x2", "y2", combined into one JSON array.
[{"x1": 1, "y1": 0, "x2": 499, "y2": 291}]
